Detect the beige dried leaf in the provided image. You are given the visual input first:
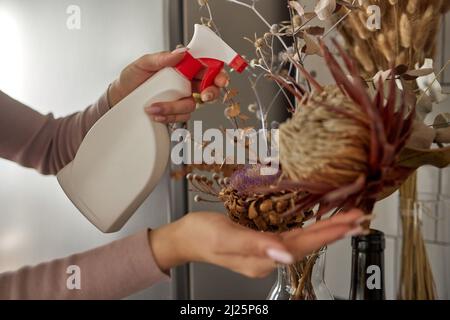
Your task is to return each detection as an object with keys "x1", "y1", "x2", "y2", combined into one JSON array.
[
  {"x1": 399, "y1": 147, "x2": 450, "y2": 169},
  {"x1": 197, "y1": 0, "x2": 208, "y2": 7},
  {"x1": 434, "y1": 113, "x2": 450, "y2": 129},
  {"x1": 223, "y1": 88, "x2": 239, "y2": 103},
  {"x1": 315, "y1": 0, "x2": 337, "y2": 21},
  {"x1": 225, "y1": 103, "x2": 241, "y2": 118},
  {"x1": 302, "y1": 33, "x2": 322, "y2": 56},
  {"x1": 436, "y1": 127, "x2": 450, "y2": 144},
  {"x1": 238, "y1": 114, "x2": 250, "y2": 121},
  {"x1": 406, "y1": 120, "x2": 436, "y2": 150},
  {"x1": 404, "y1": 68, "x2": 434, "y2": 78},
  {"x1": 415, "y1": 93, "x2": 433, "y2": 121},
  {"x1": 303, "y1": 12, "x2": 317, "y2": 20},
  {"x1": 289, "y1": 1, "x2": 305, "y2": 16},
  {"x1": 303, "y1": 26, "x2": 325, "y2": 36}
]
